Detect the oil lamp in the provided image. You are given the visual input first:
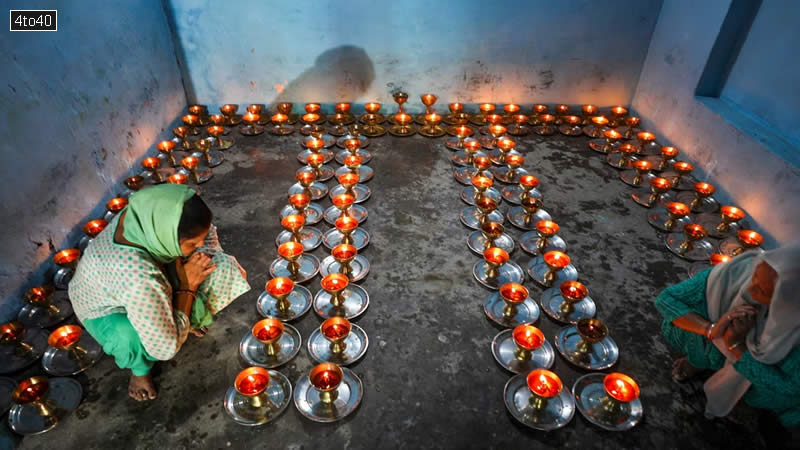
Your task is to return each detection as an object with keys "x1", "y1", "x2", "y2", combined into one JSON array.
[
  {"x1": 418, "y1": 113, "x2": 445, "y2": 137},
  {"x1": 666, "y1": 223, "x2": 714, "y2": 261},
  {"x1": 581, "y1": 105, "x2": 597, "y2": 125},
  {"x1": 389, "y1": 92, "x2": 409, "y2": 124},
  {"x1": 241, "y1": 317, "x2": 301, "y2": 367},
  {"x1": 507, "y1": 195, "x2": 552, "y2": 230},
  {"x1": 389, "y1": 112, "x2": 416, "y2": 136},
  {"x1": 320, "y1": 317, "x2": 351, "y2": 355},
  {"x1": 688, "y1": 252, "x2": 732, "y2": 278},
  {"x1": 501, "y1": 285, "x2": 530, "y2": 320},
  {"x1": 519, "y1": 219, "x2": 568, "y2": 256},
  {"x1": 360, "y1": 102, "x2": 387, "y2": 137},
  {"x1": 492, "y1": 153, "x2": 528, "y2": 184},
  {"x1": 501, "y1": 174, "x2": 542, "y2": 205},
  {"x1": 461, "y1": 194, "x2": 504, "y2": 230},
  {"x1": 644, "y1": 146, "x2": 678, "y2": 172},
  {"x1": 301, "y1": 152, "x2": 334, "y2": 182},
  {"x1": 589, "y1": 129, "x2": 622, "y2": 154},
  {"x1": 530, "y1": 250, "x2": 575, "y2": 288},
  {"x1": 310, "y1": 362, "x2": 343, "y2": 404},
  {"x1": 261, "y1": 277, "x2": 297, "y2": 318},
  {"x1": 533, "y1": 114, "x2": 556, "y2": 135},
  {"x1": 330, "y1": 172, "x2": 370, "y2": 204},
  {"x1": 541, "y1": 281, "x2": 596, "y2": 324},
  {"x1": 470, "y1": 103, "x2": 495, "y2": 126},
  {"x1": 526, "y1": 369, "x2": 562, "y2": 410},
  {"x1": 504, "y1": 112, "x2": 529, "y2": 136},
  {"x1": 648, "y1": 201, "x2": 691, "y2": 232},
  {"x1": 676, "y1": 182, "x2": 719, "y2": 214},
  {"x1": 608, "y1": 106, "x2": 628, "y2": 127},
  {"x1": 415, "y1": 93, "x2": 439, "y2": 124},
  {"x1": 0, "y1": 321, "x2": 48, "y2": 375},
  {"x1": 503, "y1": 368, "x2": 575, "y2": 430},
  {"x1": 492, "y1": 324, "x2": 556, "y2": 374},
  {"x1": 120, "y1": 175, "x2": 145, "y2": 198},
  {"x1": 336, "y1": 124, "x2": 369, "y2": 149},
  {"x1": 336, "y1": 136, "x2": 371, "y2": 165},
  {"x1": 178, "y1": 156, "x2": 212, "y2": 183},
  {"x1": 156, "y1": 140, "x2": 178, "y2": 167},
  {"x1": 443, "y1": 102, "x2": 466, "y2": 125},
  {"x1": 631, "y1": 176, "x2": 673, "y2": 208},
  {"x1": 207, "y1": 125, "x2": 235, "y2": 150},
  {"x1": 328, "y1": 102, "x2": 356, "y2": 136},
  {"x1": 472, "y1": 247, "x2": 524, "y2": 289},
  {"x1": 240, "y1": 112, "x2": 265, "y2": 136},
  {"x1": 450, "y1": 138, "x2": 483, "y2": 166},
  {"x1": 294, "y1": 362, "x2": 363, "y2": 422},
  {"x1": 277, "y1": 102, "x2": 298, "y2": 124},
  {"x1": 299, "y1": 136, "x2": 334, "y2": 165},
  {"x1": 181, "y1": 114, "x2": 201, "y2": 136},
  {"x1": 467, "y1": 220, "x2": 514, "y2": 255},
  {"x1": 140, "y1": 156, "x2": 168, "y2": 183},
  {"x1": 220, "y1": 104, "x2": 242, "y2": 125},
  {"x1": 698, "y1": 205, "x2": 746, "y2": 238},
  {"x1": 224, "y1": 366, "x2": 291, "y2": 425},
  {"x1": 1, "y1": 321, "x2": 36, "y2": 357},
  {"x1": 269, "y1": 241, "x2": 320, "y2": 283},
  {"x1": 559, "y1": 115, "x2": 583, "y2": 136},
  {"x1": 252, "y1": 318, "x2": 285, "y2": 357},
  {"x1": 18, "y1": 286, "x2": 72, "y2": 328},
  {"x1": 324, "y1": 192, "x2": 368, "y2": 225},
  {"x1": 304, "y1": 102, "x2": 326, "y2": 123},
  {"x1": 104, "y1": 197, "x2": 128, "y2": 221},
  {"x1": 246, "y1": 104, "x2": 271, "y2": 125},
  {"x1": 600, "y1": 373, "x2": 640, "y2": 416},
  {"x1": 619, "y1": 160, "x2": 654, "y2": 187},
  {"x1": 307, "y1": 126, "x2": 335, "y2": 147},
  {"x1": 321, "y1": 243, "x2": 369, "y2": 282},
  {"x1": 289, "y1": 170, "x2": 328, "y2": 201},
  {"x1": 502, "y1": 103, "x2": 522, "y2": 124},
  {"x1": 445, "y1": 123, "x2": 475, "y2": 149},
  {"x1": 720, "y1": 229, "x2": 764, "y2": 257},
  {"x1": 633, "y1": 131, "x2": 658, "y2": 154},
  {"x1": 269, "y1": 113, "x2": 294, "y2": 135},
  {"x1": 583, "y1": 116, "x2": 609, "y2": 138},
  {"x1": 462, "y1": 174, "x2": 500, "y2": 206},
  {"x1": 209, "y1": 114, "x2": 231, "y2": 135},
  {"x1": 42, "y1": 325, "x2": 103, "y2": 375},
  {"x1": 188, "y1": 105, "x2": 210, "y2": 125},
  {"x1": 488, "y1": 137, "x2": 519, "y2": 166},
  {"x1": 78, "y1": 219, "x2": 107, "y2": 251},
  {"x1": 336, "y1": 154, "x2": 374, "y2": 182},
  {"x1": 276, "y1": 214, "x2": 322, "y2": 251},
  {"x1": 281, "y1": 192, "x2": 324, "y2": 226},
  {"x1": 8, "y1": 376, "x2": 84, "y2": 434},
  {"x1": 663, "y1": 161, "x2": 696, "y2": 191},
  {"x1": 323, "y1": 215, "x2": 370, "y2": 251},
  {"x1": 454, "y1": 153, "x2": 493, "y2": 185},
  {"x1": 553, "y1": 104, "x2": 570, "y2": 124},
  {"x1": 618, "y1": 116, "x2": 641, "y2": 138},
  {"x1": 52, "y1": 248, "x2": 80, "y2": 289},
  {"x1": 194, "y1": 137, "x2": 224, "y2": 168},
  {"x1": 528, "y1": 104, "x2": 548, "y2": 125},
  {"x1": 606, "y1": 142, "x2": 637, "y2": 168},
  {"x1": 172, "y1": 126, "x2": 193, "y2": 150}
]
